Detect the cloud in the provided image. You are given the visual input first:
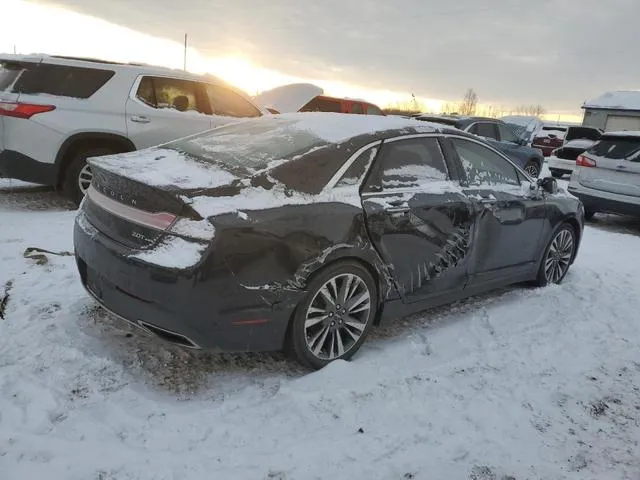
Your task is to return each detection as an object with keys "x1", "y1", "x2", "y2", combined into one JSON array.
[{"x1": 31, "y1": 0, "x2": 640, "y2": 110}]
